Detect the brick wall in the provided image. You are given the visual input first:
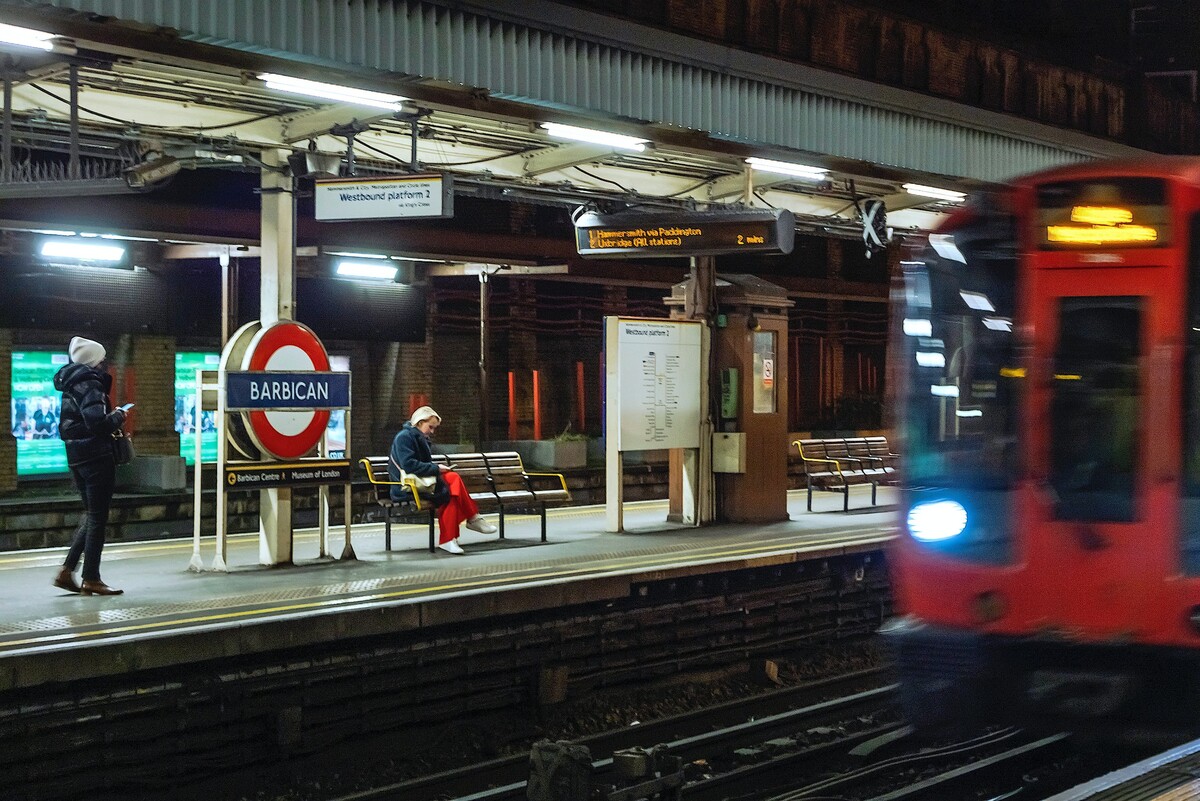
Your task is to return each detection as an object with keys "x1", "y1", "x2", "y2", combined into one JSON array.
[
  {"x1": 566, "y1": 0, "x2": 1193, "y2": 152},
  {"x1": 122, "y1": 335, "x2": 179, "y2": 456}
]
